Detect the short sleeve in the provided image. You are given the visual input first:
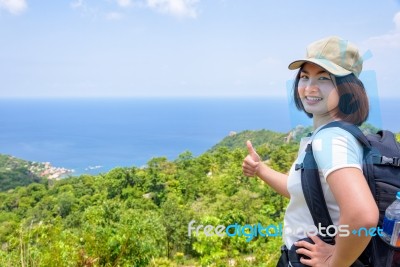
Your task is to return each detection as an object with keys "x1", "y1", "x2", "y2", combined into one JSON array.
[{"x1": 312, "y1": 127, "x2": 363, "y2": 180}]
